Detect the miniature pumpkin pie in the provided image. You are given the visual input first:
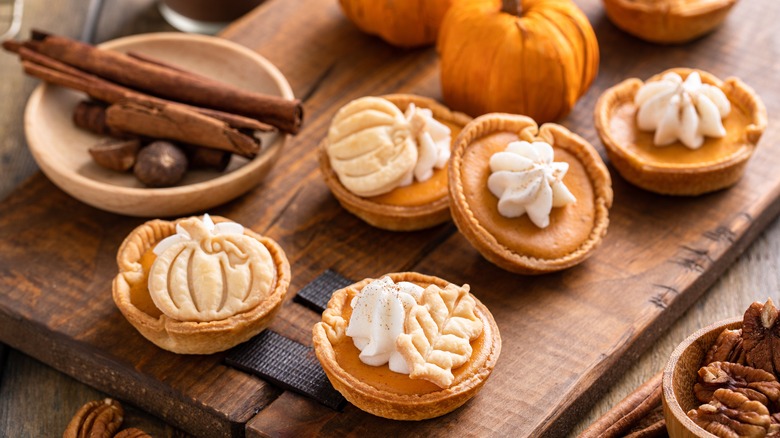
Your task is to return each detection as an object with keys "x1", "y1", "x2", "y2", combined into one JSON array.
[
  {"x1": 318, "y1": 94, "x2": 472, "y2": 231},
  {"x1": 595, "y1": 68, "x2": 767, "y2": 196},
  {"x1": 312, "y1": 272, "x2": 501, "y2": 420},
  {"x1": 448, "y1": 114, "x2": 613, "y2": 274},
  {"x1": 113, "y1": 214, "x2": 290, "y2": 354},
  {"x1": 602, "y1": 0, "x2": 739, "y2": 44}
]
